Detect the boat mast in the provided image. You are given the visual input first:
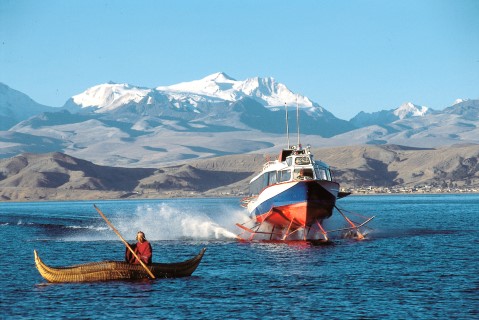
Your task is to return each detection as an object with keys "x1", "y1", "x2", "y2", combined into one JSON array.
[
  {"x1": 296, "y1": 95, "x2": 301, "y2": 147},
  {"x1": 285, "y1": 102, "x2": 290, "y2": 148}
]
